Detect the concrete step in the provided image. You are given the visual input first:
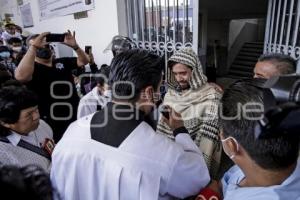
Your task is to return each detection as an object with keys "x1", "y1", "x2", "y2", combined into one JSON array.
[
  {"x1": 246, "y1": 42, "x2": 264, "y2": 45},
  {"x1": 228, "y1": 69, "x2": 254, "y2": 77},
  {"x1": 235, "y1": 55, "x2": 258, "y2": 62},
  {"x1": 230, "y1": 64, "x2": 254, "y2": 73},
  {"x1": 238, "y1": 51, "x2": 261, "y2": 58},
  {"x1": 244, "y1": 42, "x2": 264, "y2": 49},
  {"x1": 240, "y1": 47, "x2": 263, "y2": 54},
  {"x1": 233, "y1": 60, "x2": 257, "y2": 67}
]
